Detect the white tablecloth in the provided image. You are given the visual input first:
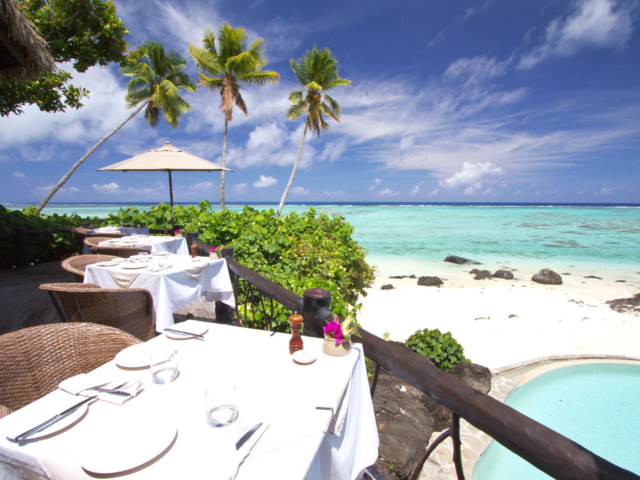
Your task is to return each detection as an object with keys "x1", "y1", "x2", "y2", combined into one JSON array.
[
  {"x1": 99, "y1": 236, "x2": 188, "y2": 255},
  {"x1": 0, "y1": 322, "x2": 379, "y2": 480},
  {"x1": 84, "y1": 255, "x2": 236, "y2": 332}
]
